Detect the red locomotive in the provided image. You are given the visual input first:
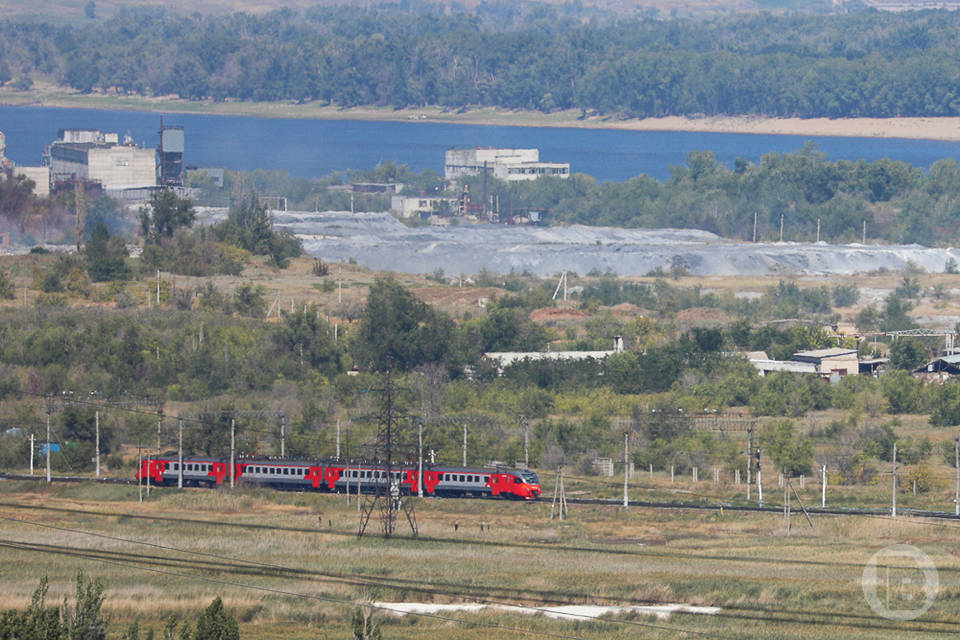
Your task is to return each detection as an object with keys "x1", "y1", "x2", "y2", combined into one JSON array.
[{"x1": 136, "y1": 456, "x2": 541, "y2": 500}]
